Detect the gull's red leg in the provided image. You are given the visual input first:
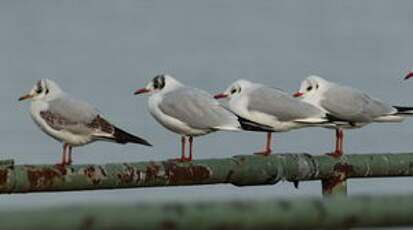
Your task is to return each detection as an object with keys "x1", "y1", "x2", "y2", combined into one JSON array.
[
  {"x1": 339, "y1": 129, "x2": 344, "y2": 155},
  {"x1": 336, "y1": 129, "x2": 341, "y2": 152},
  {"x1": 188, "y1": 136, "x2": 194, "y2": 161},
  {"x1": 171, "y1": 136, "x2": 191, "y2": 162},
  {"x1": 181, "y1": 136, "x2": 186, "y2": 159},
  {"x1": 254, "y1": 132, "x2": 272, "y2": 156},
  {"x1": 327, "y1": 129, "x2": 343, "y2": 158},
  {"x1": 56, "y1": 144, "x2": 68, "y2": 166},
  {"x1": 180, "y1": 136, "x2": 187, "y2": 161},
  {"x1": 67, "y1": 146, "x2": 73, "y2": 165}
]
